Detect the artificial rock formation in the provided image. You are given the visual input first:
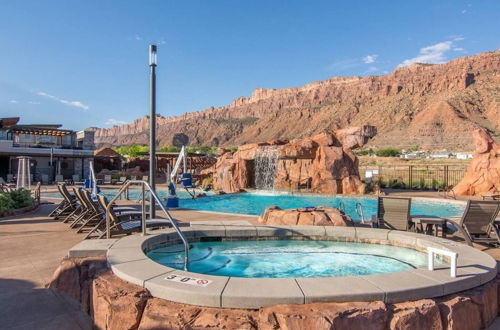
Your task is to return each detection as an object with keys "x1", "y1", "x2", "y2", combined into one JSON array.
[
  {"x1": 210, "y1": 125, "x2": 376, "y2": 194},
  {"x1": 452, "y1": 129, "x2": 500, "y2": 196},
  {"x1": 258, "y1": 206, "x2": 353, "y2": 226},
  {"x1": 49, "y1": 257, "x2": 500, "y2": 330}
]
